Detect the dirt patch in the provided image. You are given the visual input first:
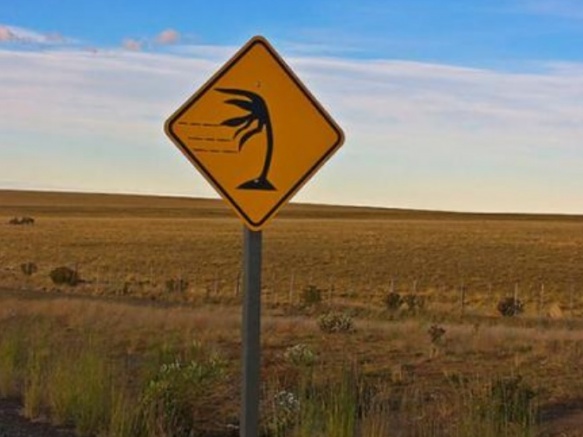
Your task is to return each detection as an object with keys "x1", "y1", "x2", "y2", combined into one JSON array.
[
  {"x1": 0, "y1": 399, "x2": 75, "y2": 437},
  {"x1": 540, "y1": 400, "x2": 583, "y2": 436}
]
